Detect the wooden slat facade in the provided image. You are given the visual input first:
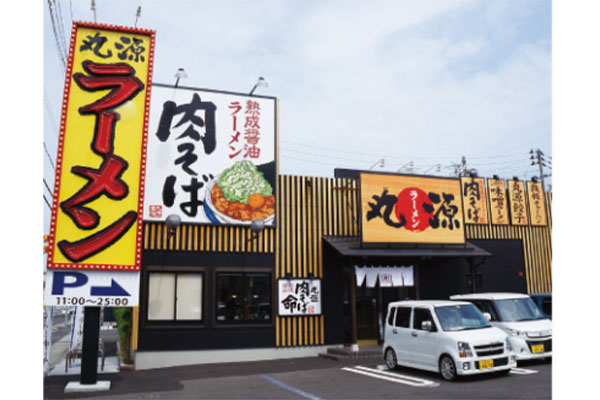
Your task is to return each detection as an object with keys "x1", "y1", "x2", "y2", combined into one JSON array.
[{"x1": 139, "y1": 175, "x2": 552, "y2": 349}]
